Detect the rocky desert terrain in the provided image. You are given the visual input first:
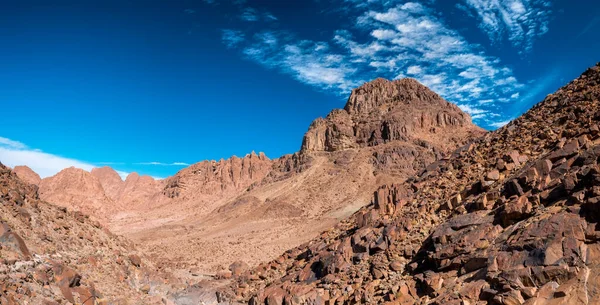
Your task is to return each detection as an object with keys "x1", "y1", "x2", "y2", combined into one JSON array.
[
  {"x1": 5, "y1": 63, "x2": 600, "y2": 304},
  {"x1": 220, "y1": 63, "x2": 600, "y2": 304}
]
